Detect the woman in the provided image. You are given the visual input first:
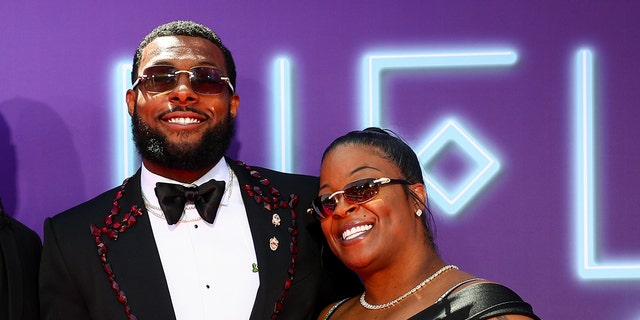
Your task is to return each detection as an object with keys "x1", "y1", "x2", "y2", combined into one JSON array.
[{"x1": 310, "y1": 128, "x2": 539, "y2": 320}]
